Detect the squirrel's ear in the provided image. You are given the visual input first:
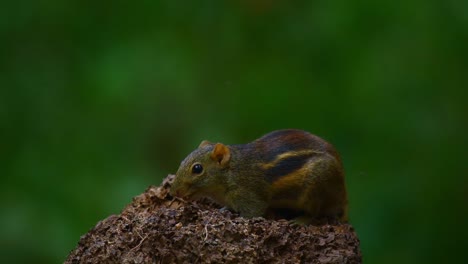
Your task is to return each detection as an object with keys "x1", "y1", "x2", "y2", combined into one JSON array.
[
  {"x1": 210, "y1": 143, "x2": 231, "y2": 167},
  {"x1": 199, "y1": 140, "x2": 213, "y2": 148}
]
